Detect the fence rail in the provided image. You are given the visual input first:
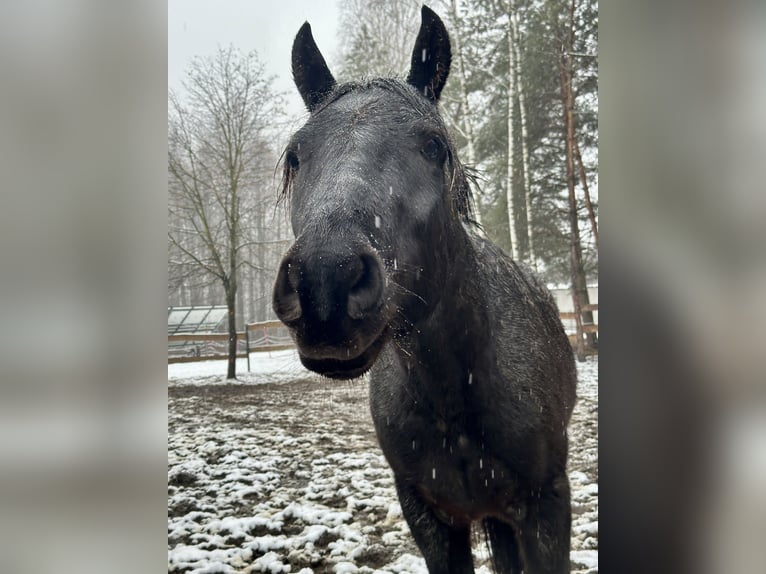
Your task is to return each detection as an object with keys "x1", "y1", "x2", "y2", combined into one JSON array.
[
  {"x1": 167, "y1": 320, "x2": 297, "y2": 367},
  {"x1": 168, "y1": 332, "x2": 248, "y2": 364},
  {"x1": 559, "y1": 303, "x2": 599, "y2": 319},
  {"x1": 168, "y1": 307, "x2": 599, "y2": 365},
  {"x1": 560, "y1": 304, "x2": 599, "y2": 353}
]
